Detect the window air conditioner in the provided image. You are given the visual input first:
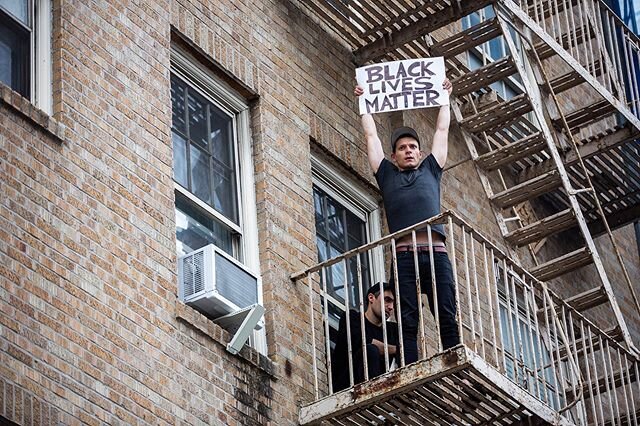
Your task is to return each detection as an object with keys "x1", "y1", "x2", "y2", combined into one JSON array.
[{"x1": 178, "y1": 244, "x2": 260, "y2": 319}]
